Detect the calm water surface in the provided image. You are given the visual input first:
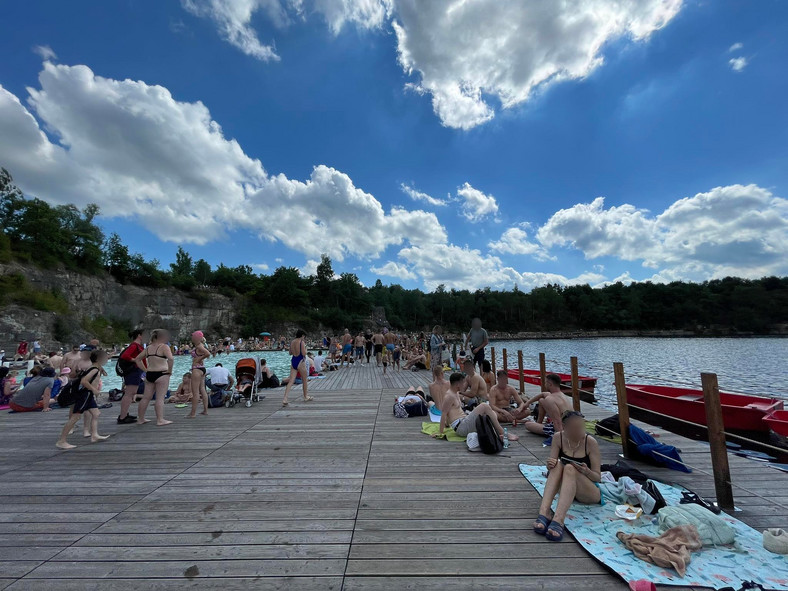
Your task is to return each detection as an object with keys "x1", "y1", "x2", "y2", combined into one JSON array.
[{"x1": 488, "y1": 337, "x2": 788, "y2": 409}]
